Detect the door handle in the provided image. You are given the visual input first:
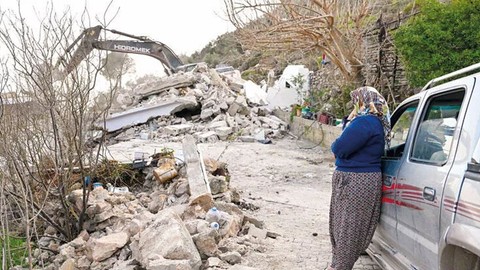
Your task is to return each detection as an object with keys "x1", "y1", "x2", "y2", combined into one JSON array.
[
  {"x1": 383, "y1": 175, "x2": 394, "y2": 187},
  {"x1": 423, "y1": 187, "x2": 436, "y2": 201}
]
